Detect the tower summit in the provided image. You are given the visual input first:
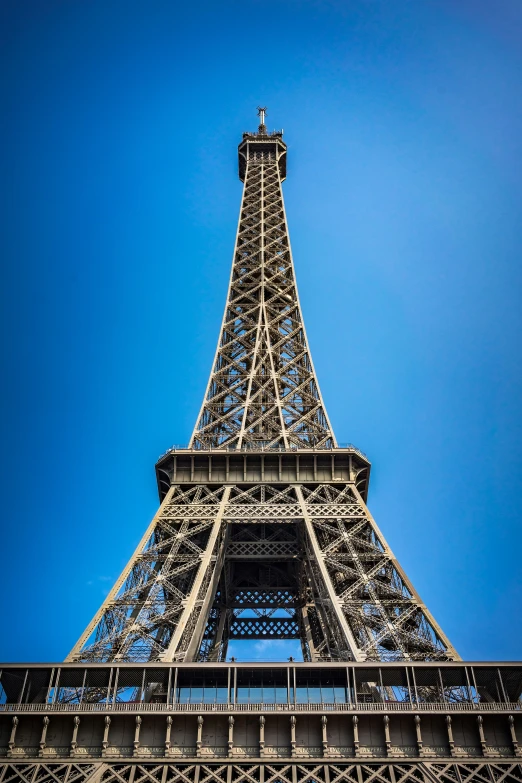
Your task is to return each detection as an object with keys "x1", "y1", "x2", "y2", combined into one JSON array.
[
  {"x1": 192, "y1": 106, "x2": 326, "y2": 451},
  {"x1": 67, "y1": 111, "x2": 457, "y2": 665}
]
